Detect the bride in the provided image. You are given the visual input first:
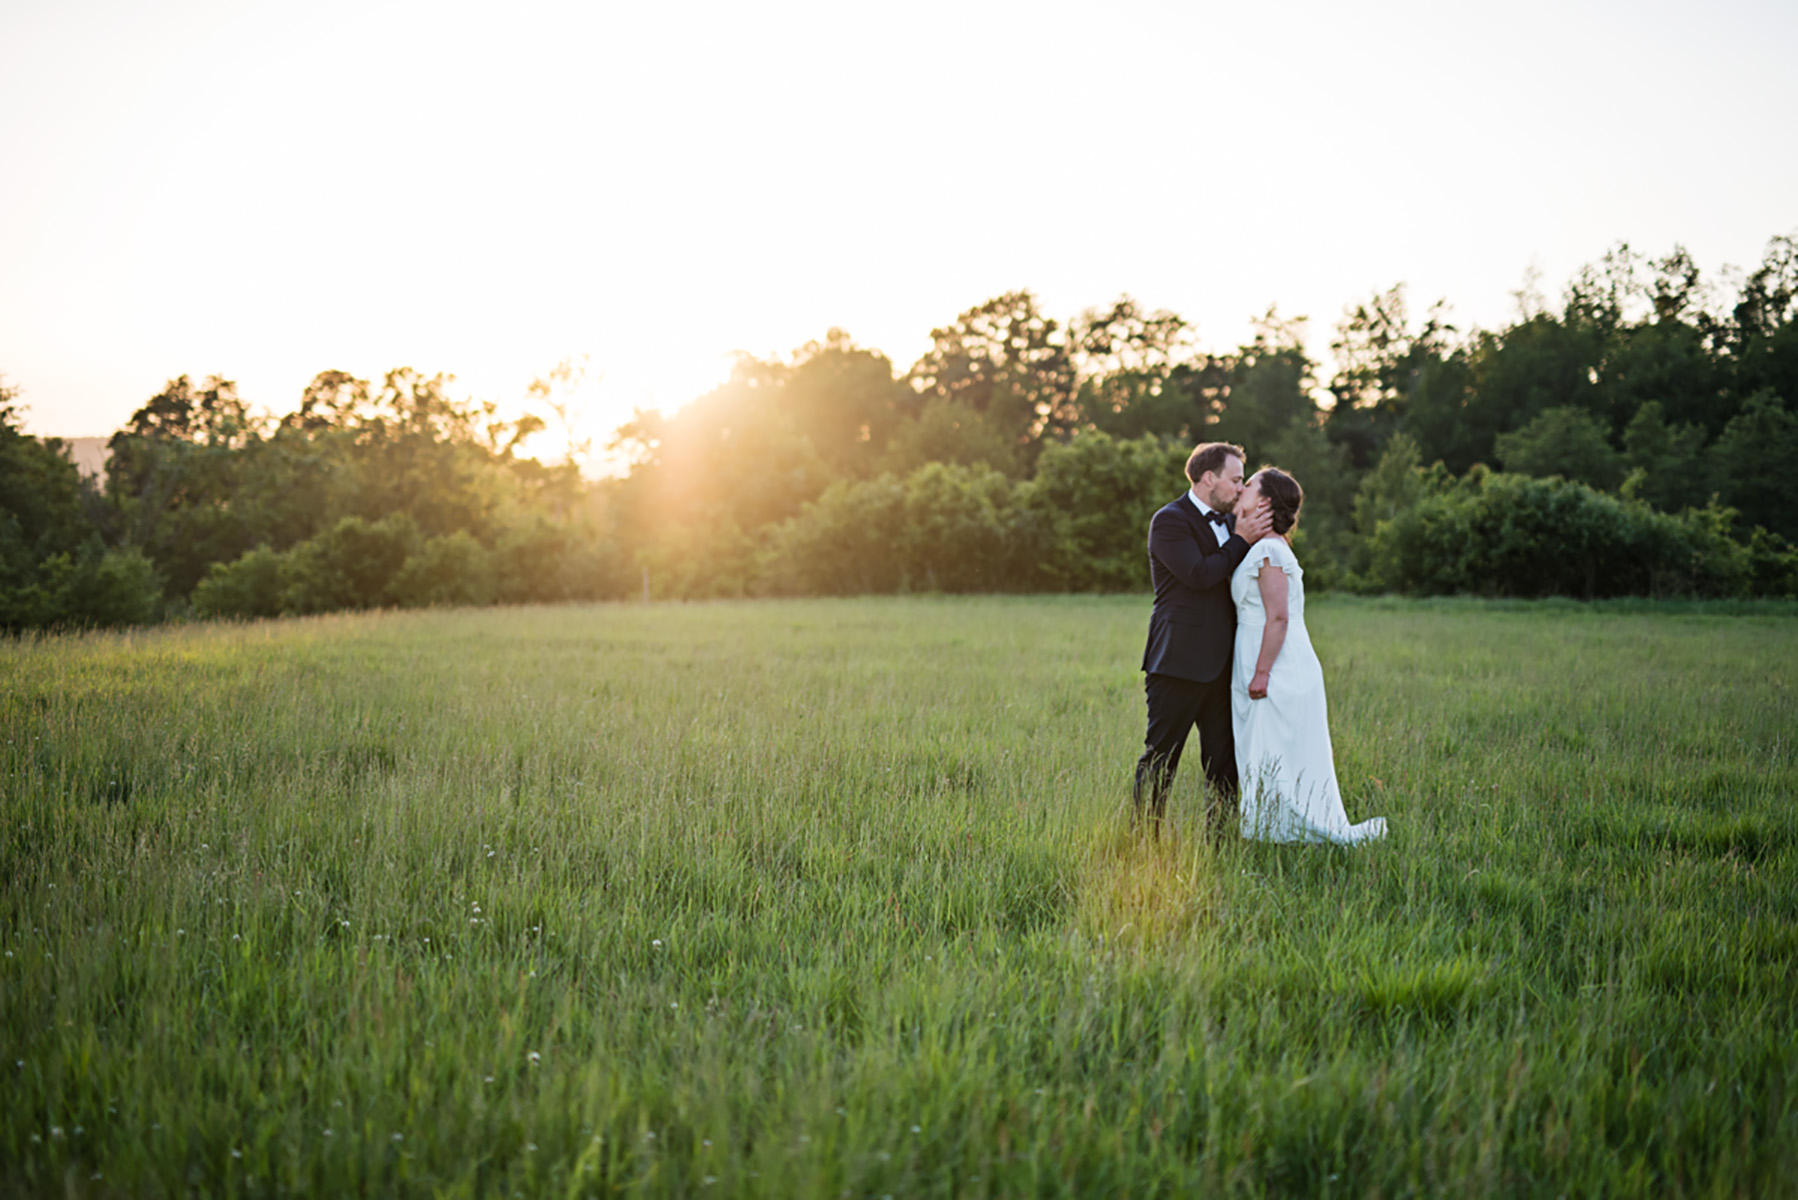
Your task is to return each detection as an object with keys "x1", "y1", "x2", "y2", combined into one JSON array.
[{"x1": 1231, "y1": 468, "x2": 1386, "y2": 845}]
